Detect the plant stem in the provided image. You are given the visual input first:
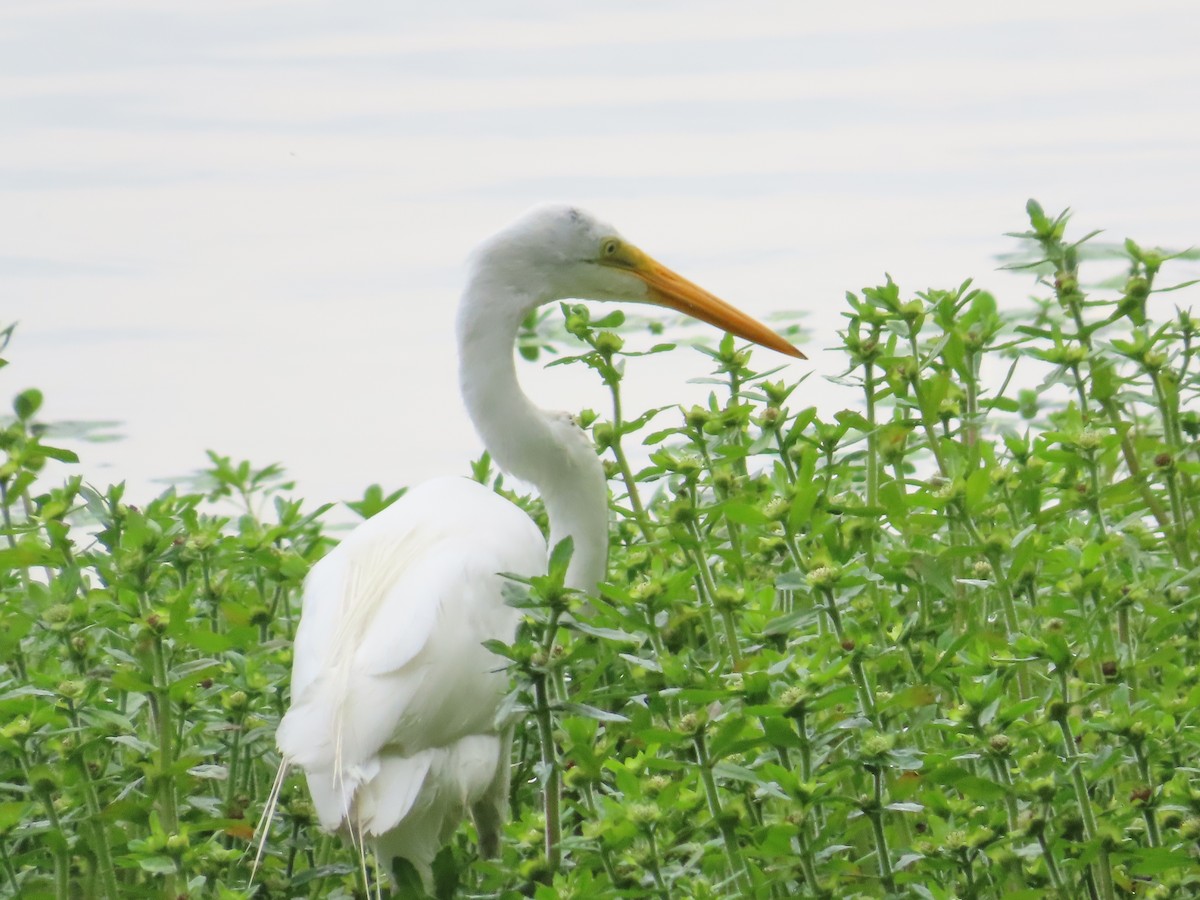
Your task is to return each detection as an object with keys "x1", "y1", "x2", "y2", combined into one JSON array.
[
  {"x1": 533, "y1": 673, "x2": 561, "y2": 875},
  {"x1": 608, "y1": 381, "x2": 652, "y2": 540},
  {"x1": 819, "y1": 587, "x2": 877, "y2": 724},
  {"x1": 20, "y1": 750, "x2": 70, "y2": 900},
  {"x1": 645, "y1": 827, "x2": 670, "y2": 899},
  {"x1": 686, "y1": 523, "x2": 738, "y2": 664},
  {"x1": 692, "y1": 731, "x2": 751, "y2": 894},
  {"x1": 794, "y1": 822, "x2": 820, "y2": 895},
  {"x1": 1036, "y1": 831, "x2": 1066, "y2": 895},
  {"x1": 1055, "y1": 713, "x2": 1114, "y2": 900},
  {"x1": 148, "y1": 634, "x2": 179, "y2": 833},
  {"x1": 0, "y1": 840, "x2": 19, "y2": 897},
  {"x1": 66, "y1": 710, "x2": 119, "y2": 900},
  {"x1": 534, "y1": 607, "x2": 564, "y2": 875},
  {"x1": 866, "y1": 767, "x2": 895, "y2": 892},
  {"x1": 864, "y1": 360, "x2": 879, "y2": 509},
  {"x1": 1133, "y1": 744, "x2": 1161, "y2": 847}
]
